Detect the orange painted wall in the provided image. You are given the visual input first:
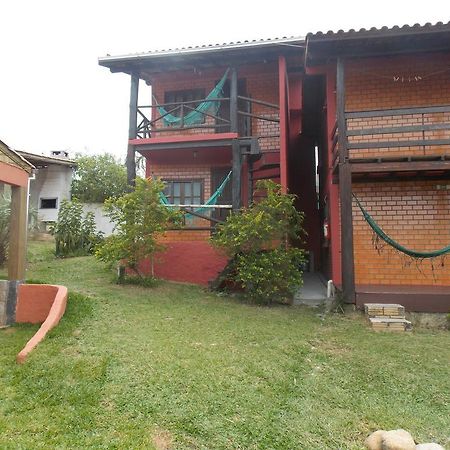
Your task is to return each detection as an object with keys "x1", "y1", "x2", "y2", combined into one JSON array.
[
  {"x1": 0, "y1": 161, "x2": 29, "y2": 187},
  {"x1": 16, "y1": 284, "x2": 59, "y2": 324}
]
